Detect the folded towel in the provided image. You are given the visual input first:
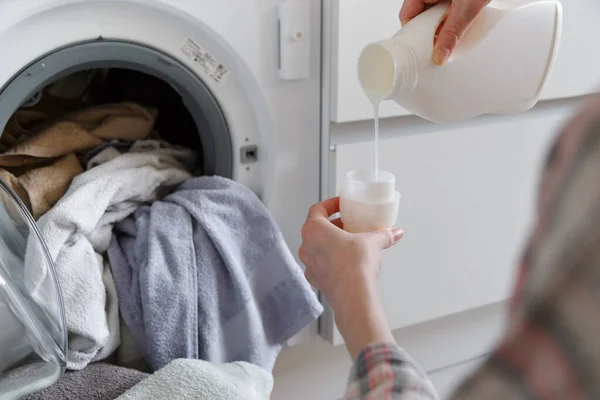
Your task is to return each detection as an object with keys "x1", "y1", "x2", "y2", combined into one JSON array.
[
  {"x1": 25, "y1": 140, "x2": 197, "y2": 370},
  {"x1": 117, "y1": 359, "x2": 273, "y2": 400},
  {"x1": 108, "y1": 176, "x2": 323, "y2": 372},
  {"x1": 20, "y1": 363, "x2": 148, "y2": 400},
  {"x1": 0, "y1": 102, "x2": 156, "y2": 219}
]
